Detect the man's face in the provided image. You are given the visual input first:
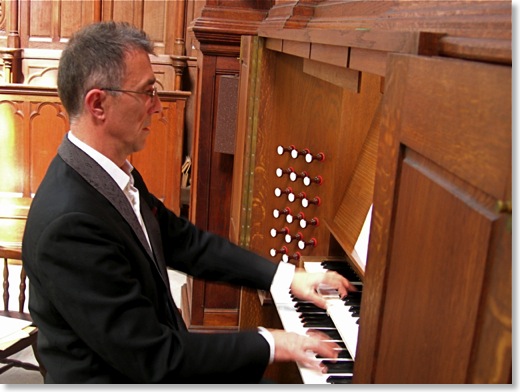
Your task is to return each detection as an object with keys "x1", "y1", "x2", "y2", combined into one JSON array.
[{"x1": 104, "y1": 49, "x2": 162, "y2": 157}]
